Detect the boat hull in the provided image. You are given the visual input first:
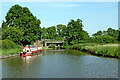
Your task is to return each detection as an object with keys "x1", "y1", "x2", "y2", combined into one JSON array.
[{"x1": 21, "y1": 50, "x2": 43, "y2": 57}]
